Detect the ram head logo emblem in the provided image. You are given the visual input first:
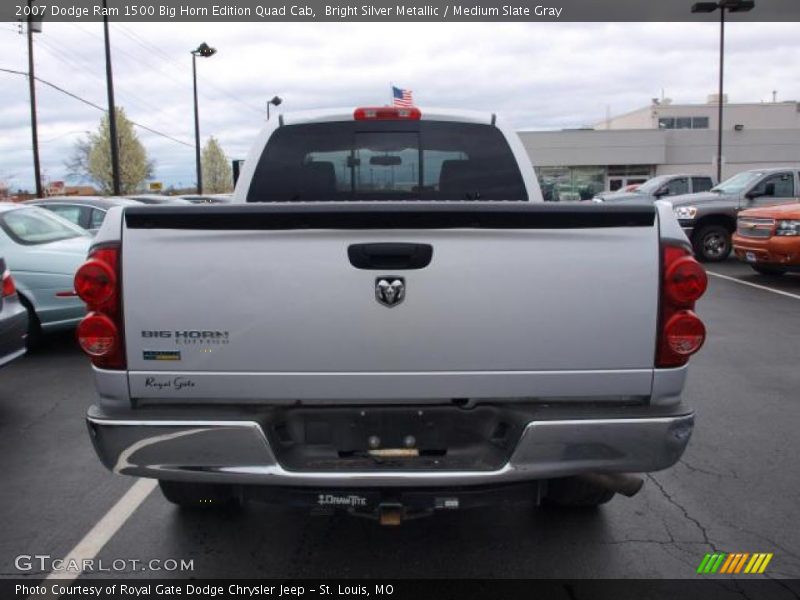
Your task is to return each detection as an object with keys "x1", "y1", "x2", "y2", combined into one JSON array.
[{"x1": 375, "y1": 277, "x2": 405, "y2": 308}]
